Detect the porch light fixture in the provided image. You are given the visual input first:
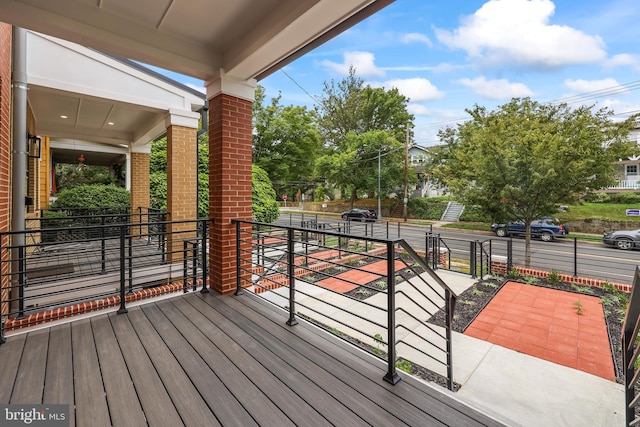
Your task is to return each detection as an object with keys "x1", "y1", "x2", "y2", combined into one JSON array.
[{"x1": 27, "y1": 133, "x2": 41, "y2": 159}]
